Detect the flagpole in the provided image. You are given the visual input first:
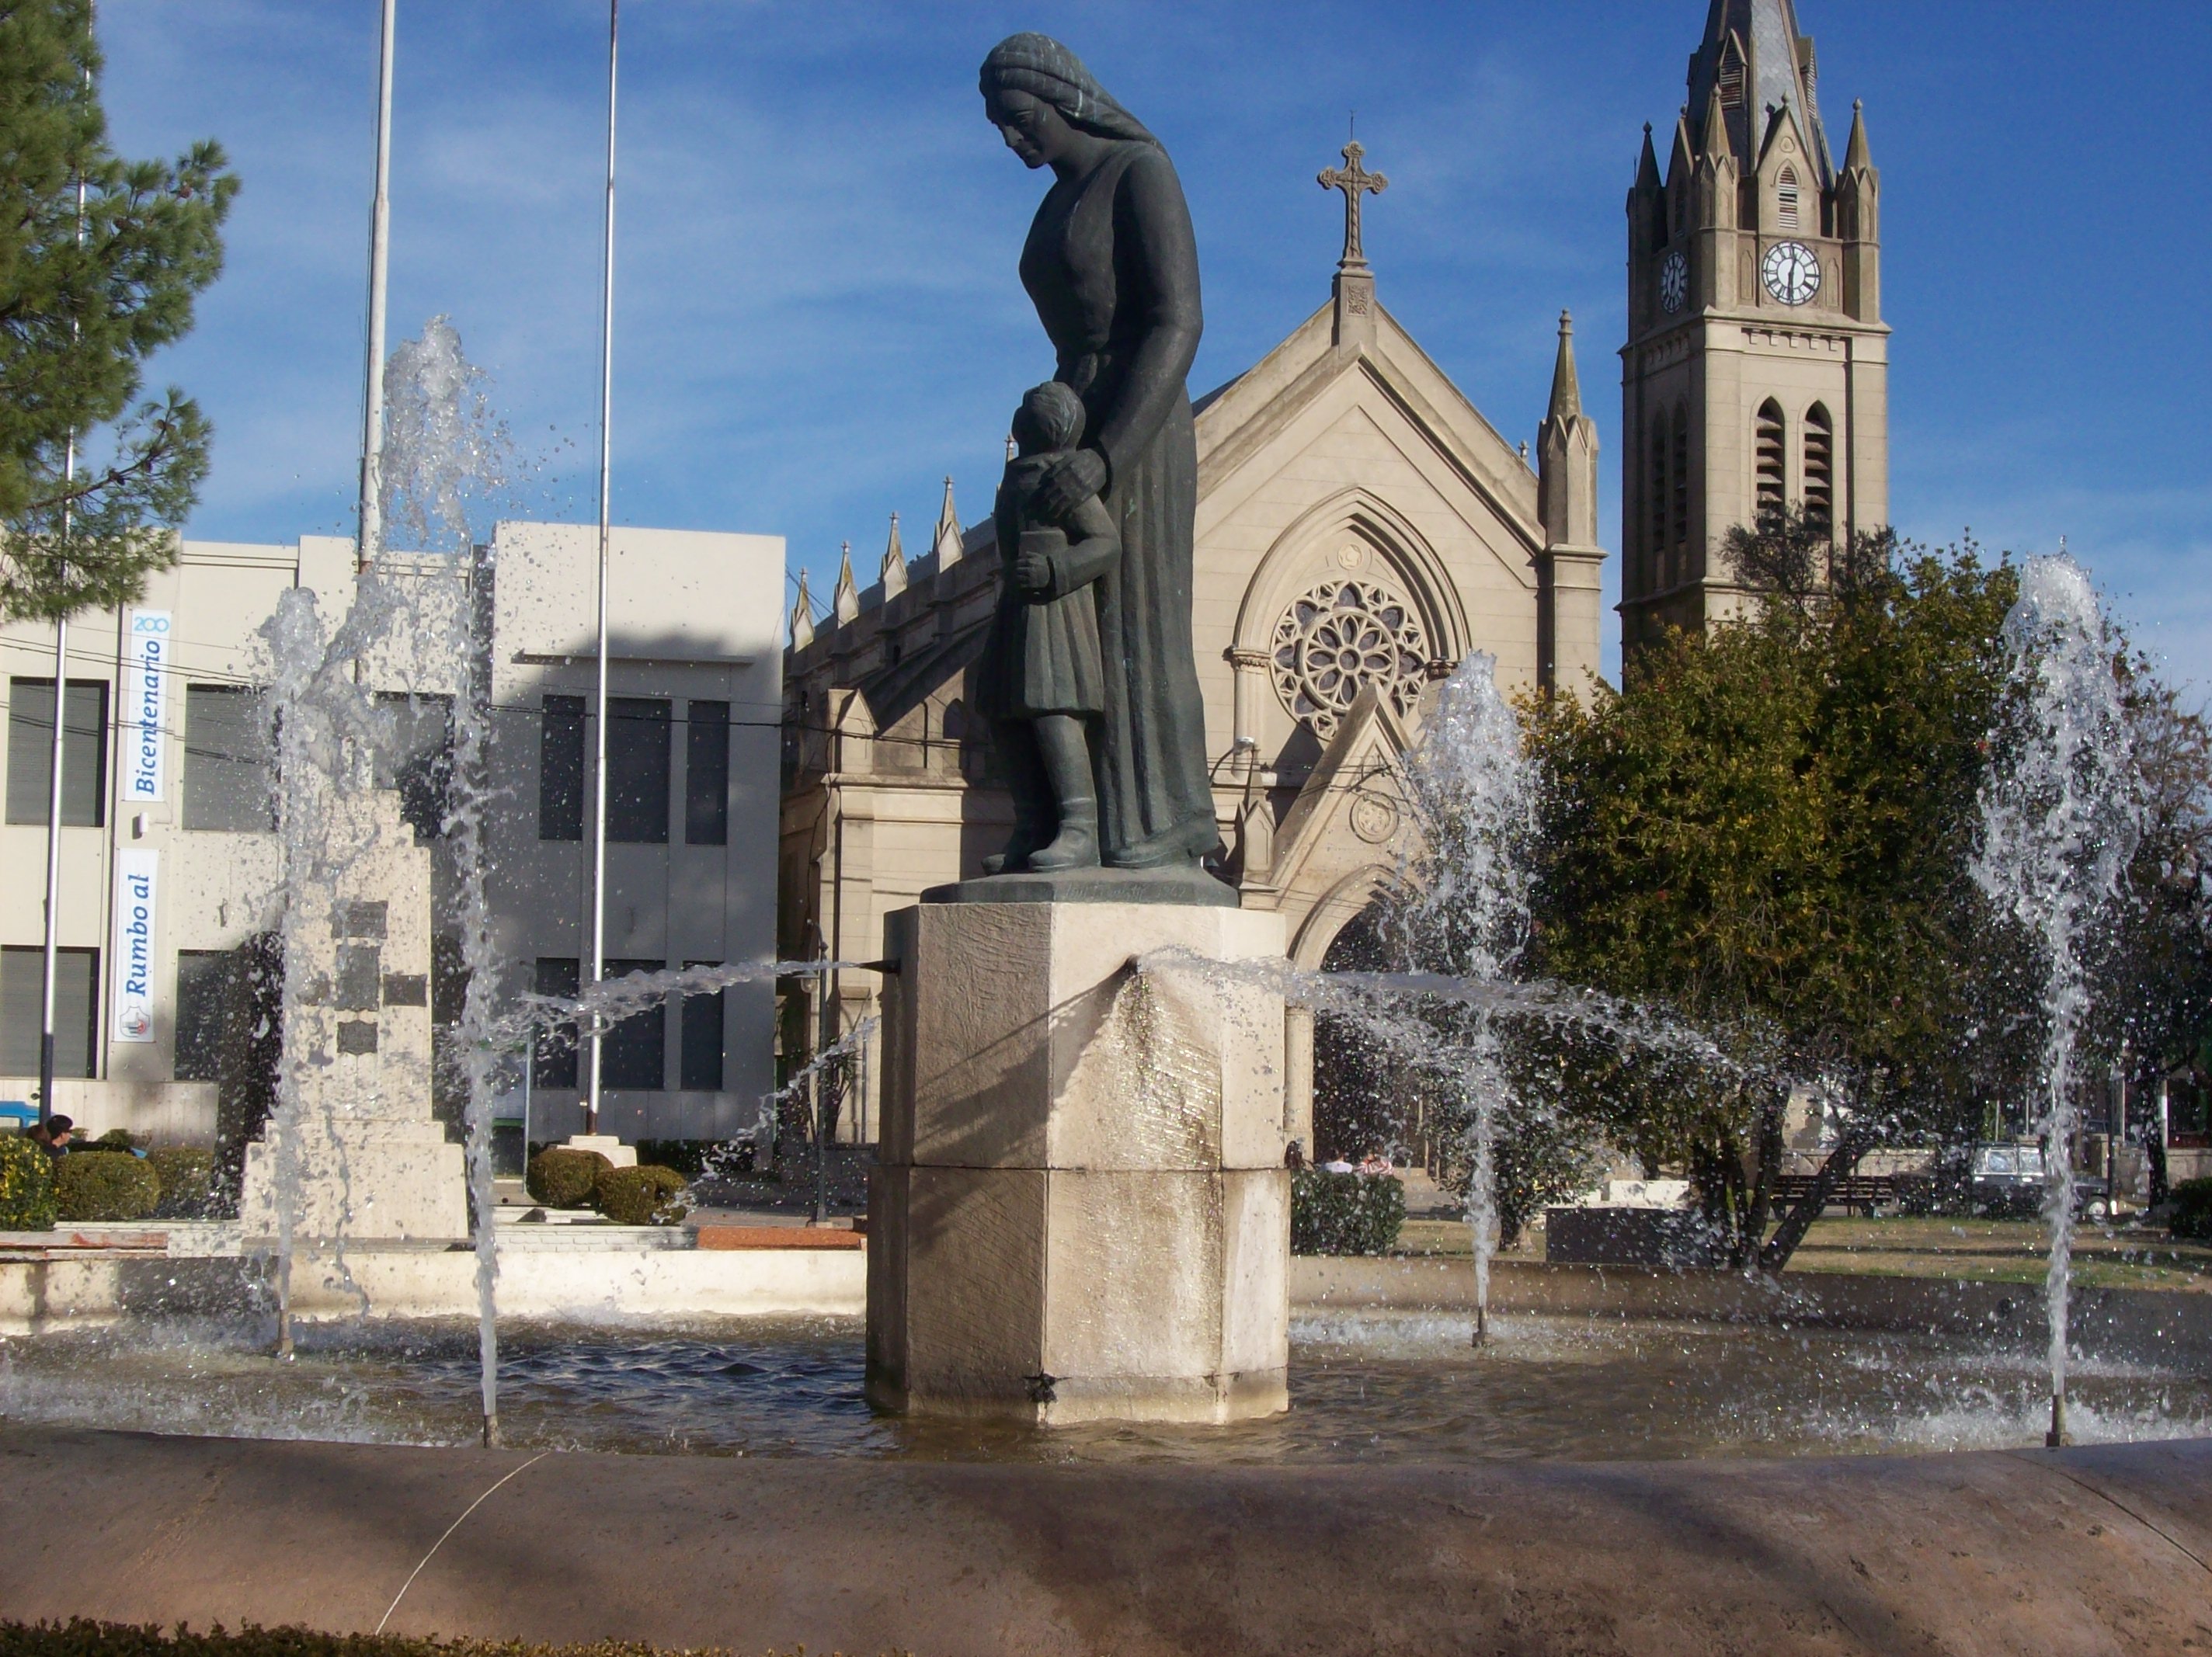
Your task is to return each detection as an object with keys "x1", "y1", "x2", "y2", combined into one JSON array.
[
  {"x1": 585, "y1": 0, "x2": 619, "y2": 1137},
  {"x1": 357, "y1": 0, "x2": 395, "y2": 572},
  {"x1": 37, "y1": 72, "x2": 90, "y2": 1128}
]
